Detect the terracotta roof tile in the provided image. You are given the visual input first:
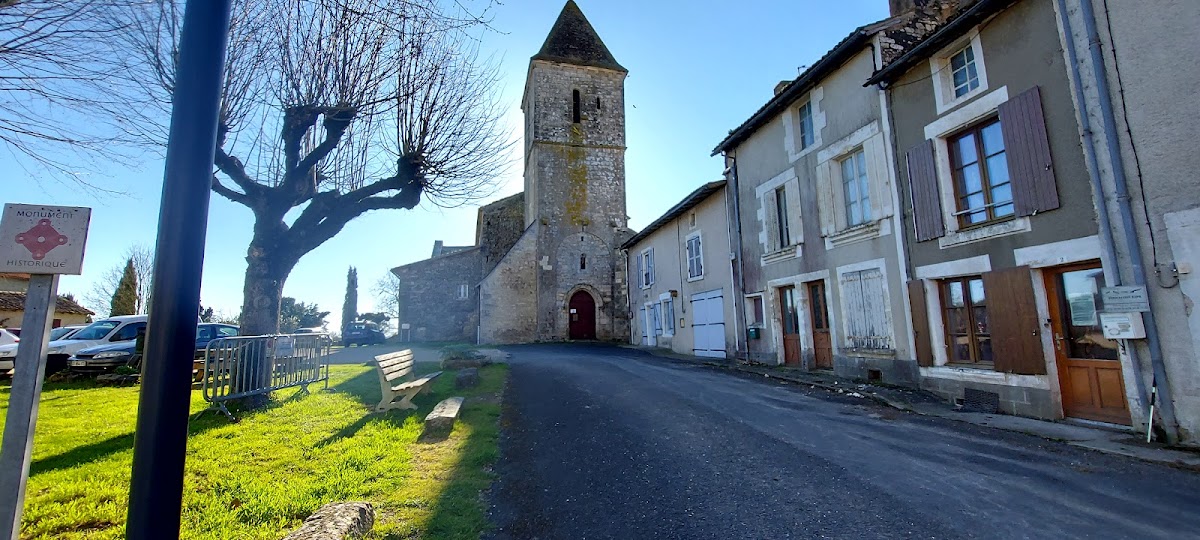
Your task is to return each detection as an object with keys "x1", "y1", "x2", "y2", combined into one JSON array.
[{"x1": 0, "y1": 291, "x2": 94, "y2": 315}]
